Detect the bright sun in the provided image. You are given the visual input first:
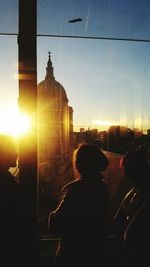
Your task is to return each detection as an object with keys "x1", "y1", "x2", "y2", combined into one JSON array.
[{"x1": 0, "y1": 106, "x2": 32, "y2": 137}]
